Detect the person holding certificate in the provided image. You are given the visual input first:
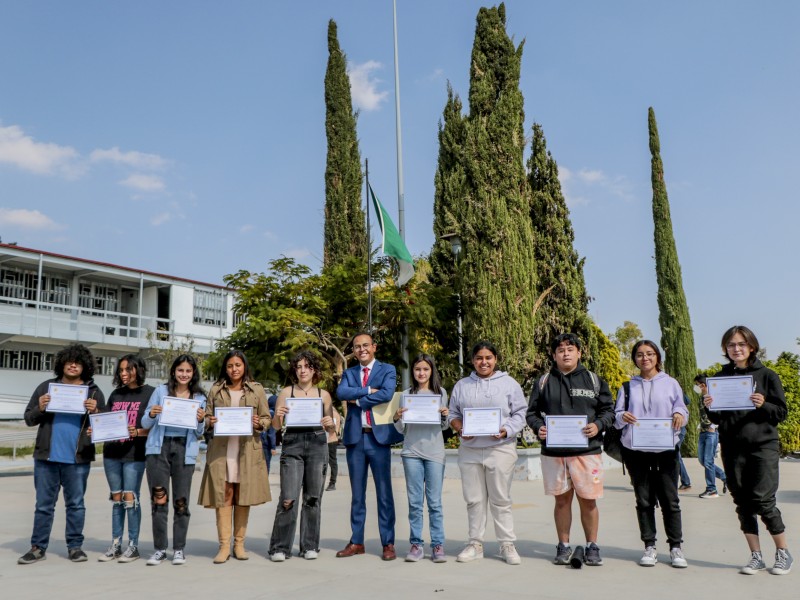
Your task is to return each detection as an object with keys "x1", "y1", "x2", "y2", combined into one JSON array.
[
  {"x1": 198, "y1": 350, "x2": 271, "y2": 564},
  {"x1": 448, "y1": 341, "x2": 527, "y2": 566},
  {"x1": 141, "y1": 354, "x2": 206, "y2": 566},
  {"x1": 269, "y1": 350, "x2": 336, "y2": 561},
  {"x1": 613, "y1": 340, "x2": 689, "y2": 568},
  {"x1": 96, "y1": 355, "x2": 154, "y2": 564},
  {"x1": 18, "y1": 344, "x2": 106, "y2": 565},
  {"x1": 392, "y1": 354, "x2": 449, "y2": 563},
  {"x1": 703, "y1": 326, "x2": 792, "y2": 575}
]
